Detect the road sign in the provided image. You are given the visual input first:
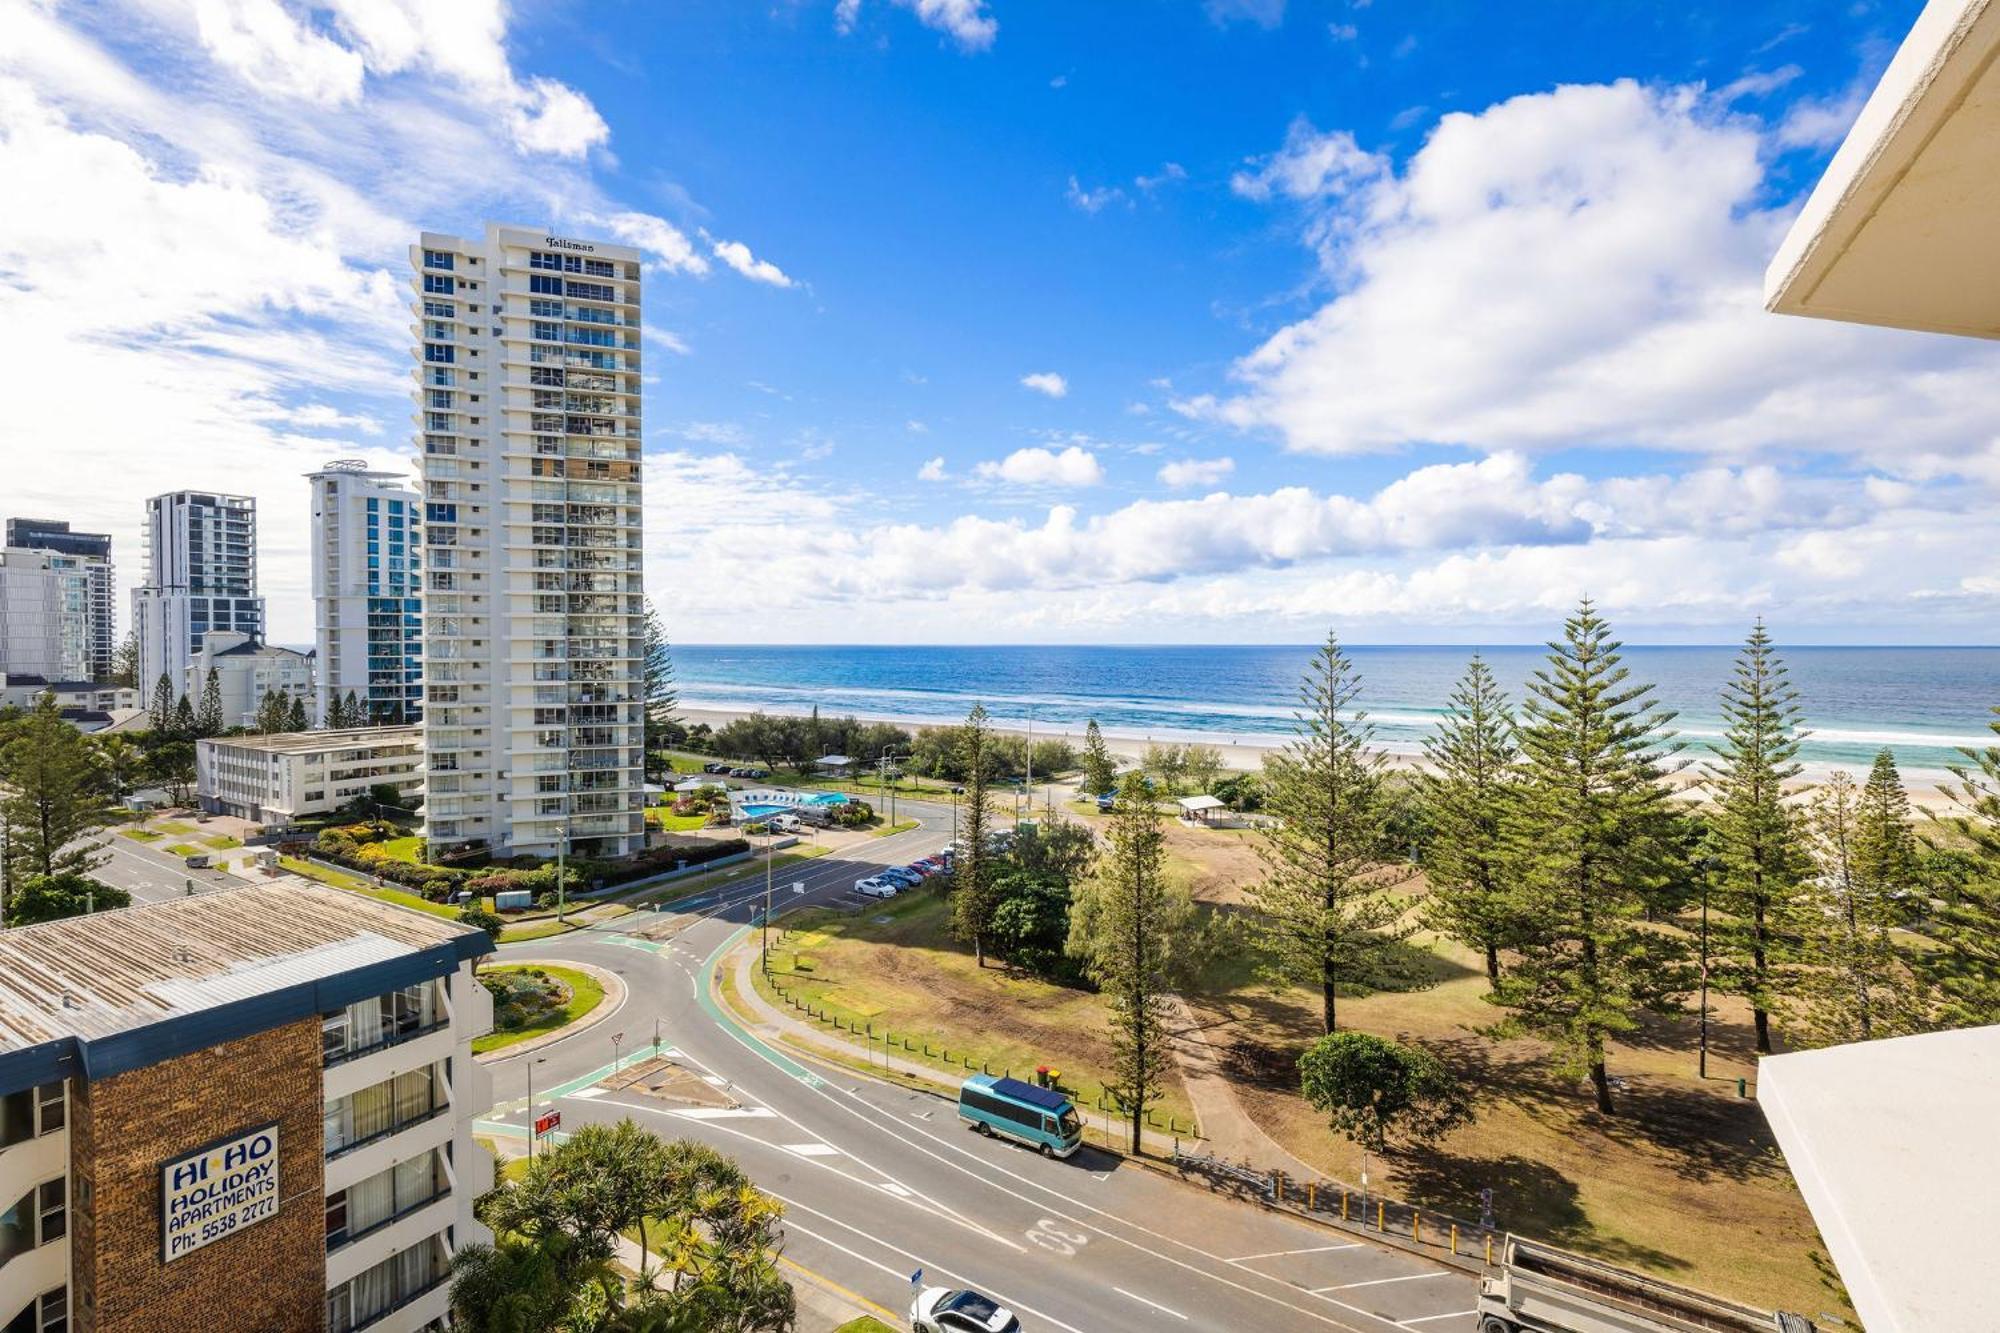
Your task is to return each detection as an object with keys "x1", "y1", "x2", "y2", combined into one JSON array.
[{"x1": 534, "y1": 1109, "x2": 561, "y2": 1137}]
